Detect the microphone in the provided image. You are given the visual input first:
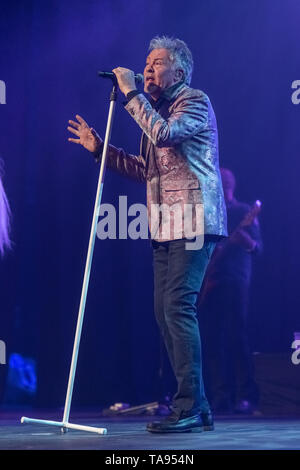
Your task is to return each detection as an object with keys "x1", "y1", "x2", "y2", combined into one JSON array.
[{"x1": 98, "y1": 71, "x2": 144, "y2": 84}]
